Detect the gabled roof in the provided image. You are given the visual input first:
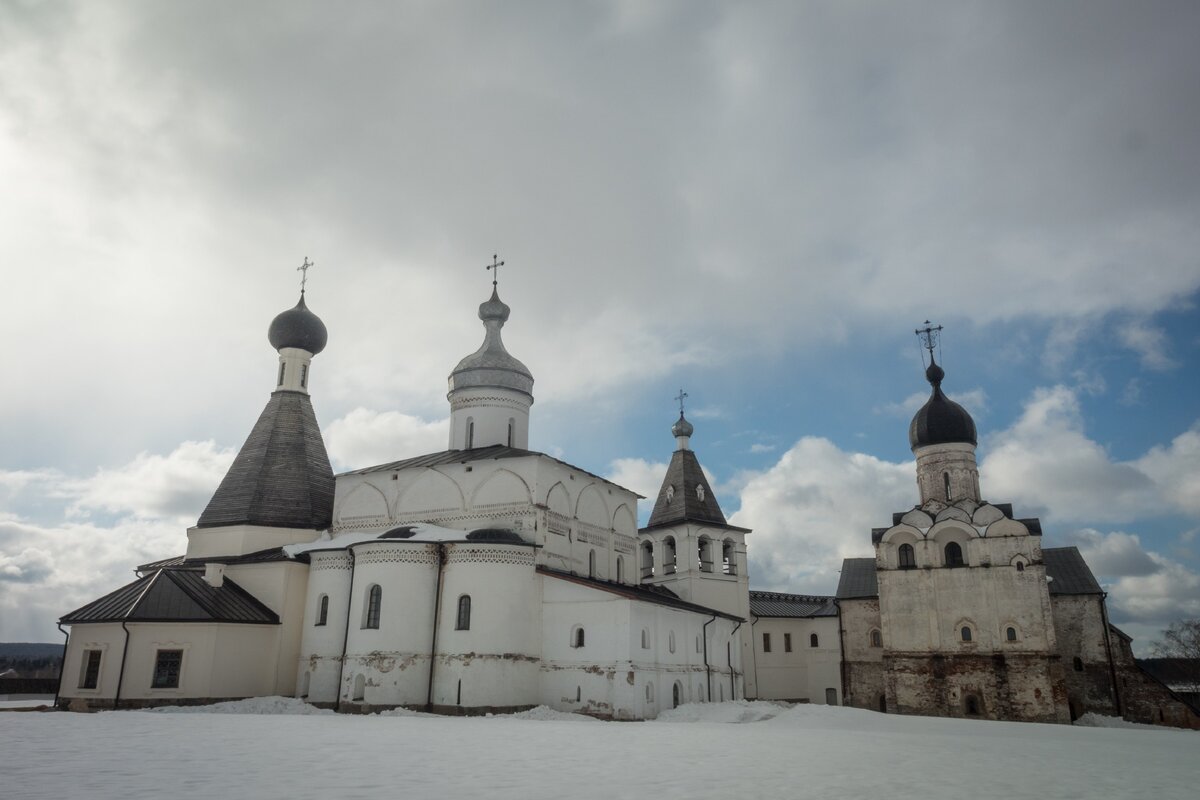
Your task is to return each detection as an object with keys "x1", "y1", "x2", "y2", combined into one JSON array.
[
  {"x1": 836, "y1": 558, "x2": 879, "y2": 599},
  {"x1": 1043, "y1": 547, "x2": 1103, "y2": 595},
  {"x1": 197, "y1": 391, "x2": 334, "y2": 530},
  {"x1": 537, "y1": 567, "x2": 743, "y2": 621},
  {"x1": 646, "y1": 448, "x2": 728, "y2": 528},
  {"x1": 749, "y1": 591, "x2": 838, "y2": 618},
  {"x1": 61, "y1": 569, "x2": 280, "y2": 625},
  {"x1": 341, "y1": 444, "x2": 642, "y2": 497}
]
